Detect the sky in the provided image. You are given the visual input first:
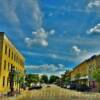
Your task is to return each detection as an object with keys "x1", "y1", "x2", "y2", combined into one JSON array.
[{"x1": 0, "y1": 0, "x2": 100, "y2": 76}]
